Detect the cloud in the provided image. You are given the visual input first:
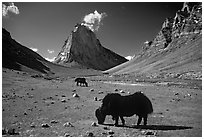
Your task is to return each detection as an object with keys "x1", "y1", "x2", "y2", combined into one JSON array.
[
  {"x1": 47, "y1": 49, "x2": 54, "y2": 54},
  {"x1": 45, "y1": 57, "x2": 56, "y2": 62},
  {"x1": 2, "y1": 2, "x2": 19, "y2": 17},
  {"x1": 125, "y1": 56, "x2": 134, "y2": 61},
  {"x1": 81, "y1": 10, "x2": 107, "y2": 32},
  {"x1": 30, "y1": 47, "x2": 38, "y2": 52},
  {"x1": 144, "y1": 40, "x2": 149, "y2": 44}
]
